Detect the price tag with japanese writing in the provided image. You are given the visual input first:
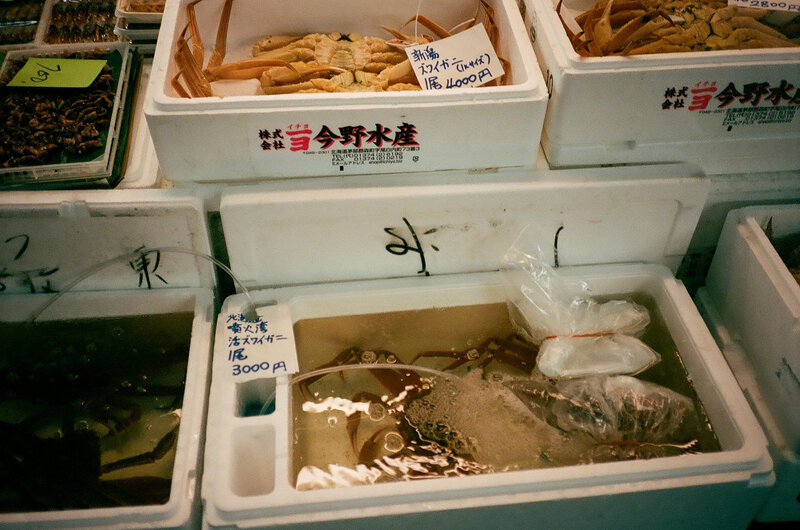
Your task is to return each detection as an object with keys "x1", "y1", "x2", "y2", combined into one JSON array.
[
  {"x1": 222, "y1": 304, "x2": 299, "y2": 381},
  {"x1": 727, "y1": 0, "x2": 800, "y2": 13},
  {"x1": 7, "y1": 57, "x2": 106, "y2": 88},
  {"x1": 404, "y1": 25, "x2": 504, "y2": 90}
]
